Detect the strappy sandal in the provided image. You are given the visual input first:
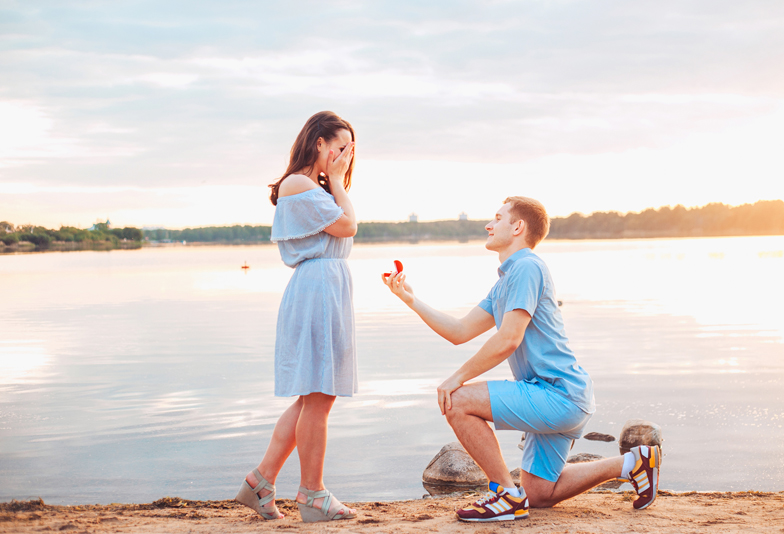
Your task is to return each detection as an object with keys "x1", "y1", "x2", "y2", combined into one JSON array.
[
  {"x1": 234, "y1": 469, "x2": 283, "y2": 520},
  {"x1": 296, "y1": 486, "x2": 356, "y2": 523}
]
